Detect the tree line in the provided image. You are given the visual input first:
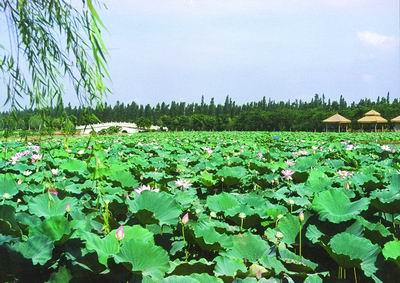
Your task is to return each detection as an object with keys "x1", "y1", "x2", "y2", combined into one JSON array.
[{"x1": 1, "y1": 93, "x2": 399, "y2": 133}]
